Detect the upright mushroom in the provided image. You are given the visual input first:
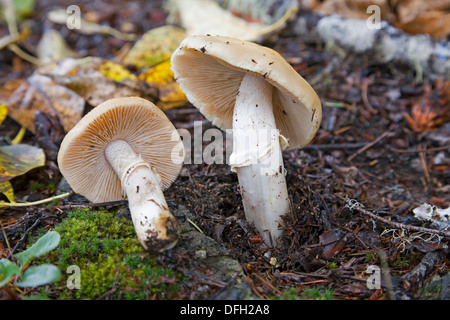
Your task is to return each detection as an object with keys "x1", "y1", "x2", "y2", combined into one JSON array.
[
  {"x1": 171, "y1": 35, "x2": 321, "y2": 245},
  {"x1": 57, "y1": 97, "x2": 185, "y2": 253}
]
